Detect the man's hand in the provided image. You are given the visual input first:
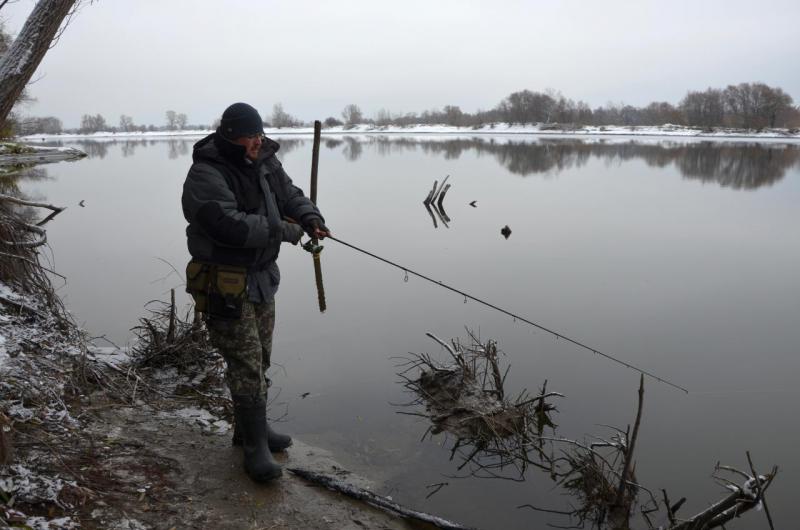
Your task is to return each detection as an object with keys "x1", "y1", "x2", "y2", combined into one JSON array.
[
  {"x1": 281, "y1": 221, "x2": 304, "y2": 245},
  {"x1": 308, "y1": 219, "x2": 331, "y2": 240}
]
